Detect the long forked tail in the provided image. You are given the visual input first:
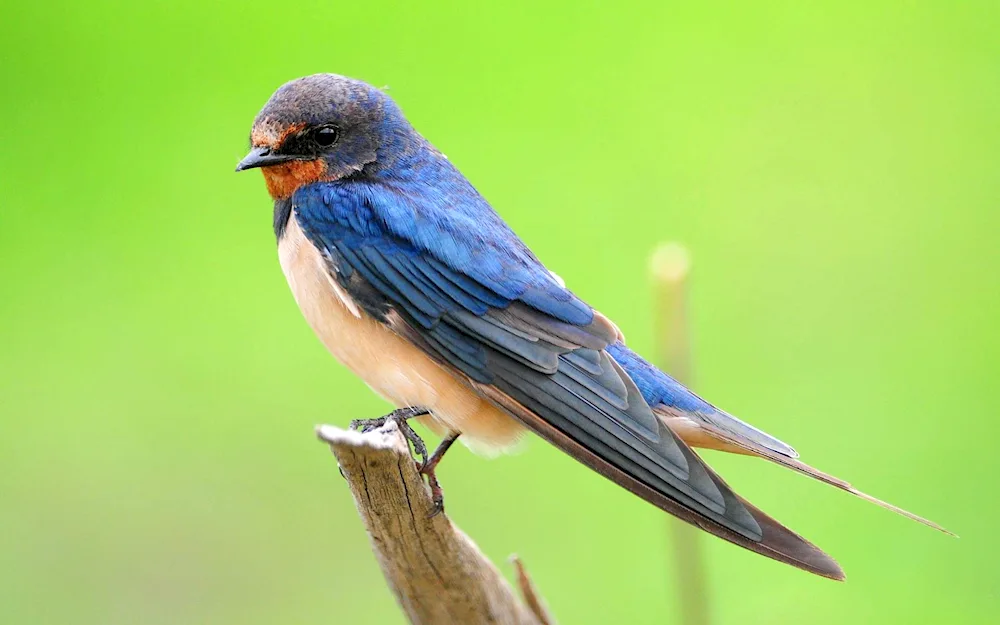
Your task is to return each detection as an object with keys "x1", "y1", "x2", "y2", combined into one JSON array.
[{"x1": 660, "y1": 410, "x2": 954, "y2": 535}]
